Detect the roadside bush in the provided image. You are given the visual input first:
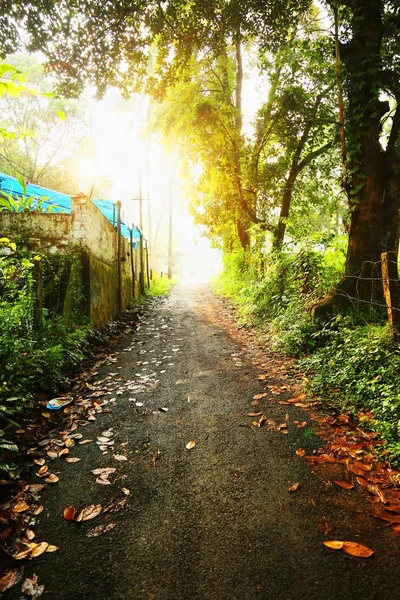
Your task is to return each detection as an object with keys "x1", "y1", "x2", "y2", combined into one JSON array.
[{"x1": 0, "y1": 239, "x2": 91, "y2": 472}]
